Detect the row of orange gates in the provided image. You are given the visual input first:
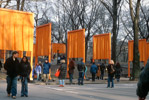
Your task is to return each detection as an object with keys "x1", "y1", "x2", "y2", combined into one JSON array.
[{"x1": 0, "y1": 8, "x2": 149, "y2": 79}]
